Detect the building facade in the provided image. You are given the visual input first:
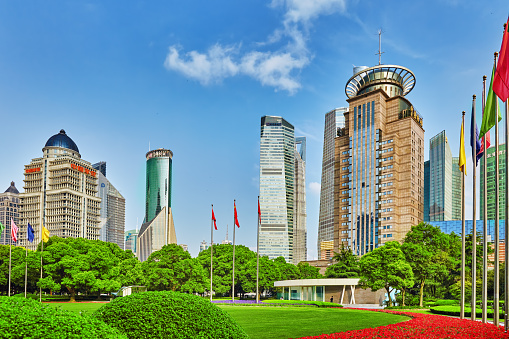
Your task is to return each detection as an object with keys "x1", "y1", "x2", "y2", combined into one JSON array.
[
  {"x1": 451, "y1": 156, "x2": 462, "y2": 220},
  {"x1": 428, "y1": 130, "x2": 453, "y2": 221},
  {"x1": 137, "y1": 149, "x2": 177, "y2": 261},
  {"x1": 125, "y1": 229, "x2": 138, "y2": 254},
  {"x1": 334, "y1": 65, "x2": 424, "y2": 256},
  {"x1": 259, "y1": 116, "x2": 295, "y2": 263},
  {"x1": 19, "y1": 130, "x2": 101, "y2": 250},
  {"x1": 318, "y1": 108, "x2": 347, "y2": 259},
  {"x1": 95, "y1": 166, "x2": 125, "y2": 248},
  {"x1": 423, "y1": 161, "x2": 430, "y2": 221},
  {"x1": 480, "y1": 144, "x2": 507, "y2": 220},
  {"x1": 294, "y1": 137, "x2": 307, "y2": 263},
  {"x1": 0, "y1": 182, "x2": 20, "y2": 245}
]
